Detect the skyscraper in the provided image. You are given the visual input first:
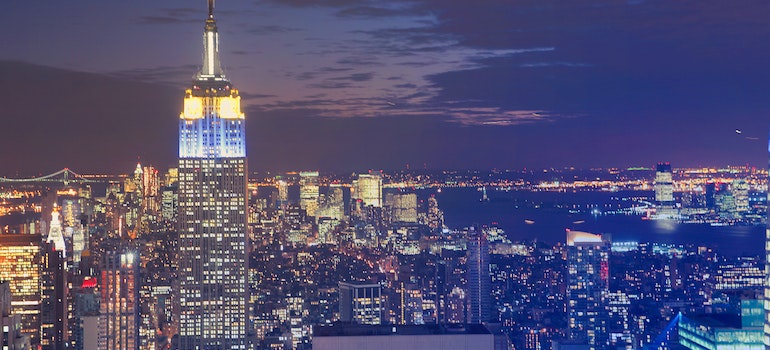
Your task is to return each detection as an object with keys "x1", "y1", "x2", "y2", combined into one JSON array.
[
  {"x1": 732, "y1": 179, "x2": 749, "y2": 214},
  {"x1": 654, "y1": 162, "x2": 676, "y2": 219},
  {"x1": 0, "y1": 234, "x2": 42, "y2": 346},
  {"x1": 41, "y1": 243, "x2": 68, "y2": 350},
  {"x1": 764, "y1": 136, "x2": 770, "y2": 350},
  {"x1": 353, "y1": 172, "x2": 382, "y2": 208},
  {"x1": 176, "y1": 1, "x2": 248, "y2": 348},
  {"x1": 98, "y1": 251, "x2": 139, "y2": 350},
  {"x1": 46, "y1": 207, "x2": 66, "y2": 256},
  {"x1": 299, "y1": 171, "x2": 320, "y2": 217},
  {"x1": 387, "y1": 193, "x2": 418, "y2": 223},
  {"x1": 566, "y1": 230, "x2": 610, "y2": 350},
  {"x1": 467, "y1": 228, "x2": 492, "y2": 324}
]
